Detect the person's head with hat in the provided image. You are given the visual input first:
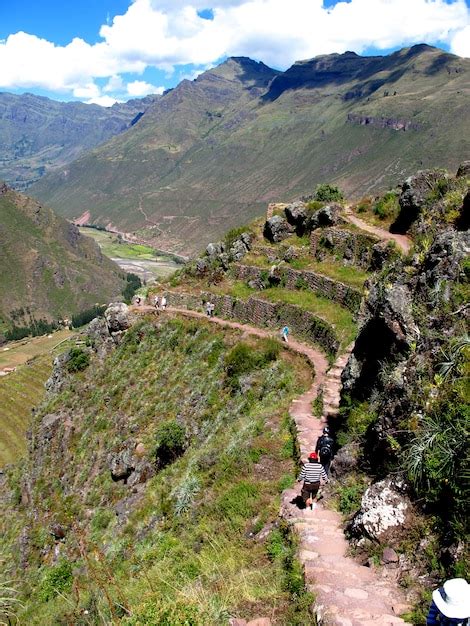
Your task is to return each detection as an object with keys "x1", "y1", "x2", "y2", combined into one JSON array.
[
  {"x1": 427, "y1": 578, "x2": 470, "y2": 625},
  {"x1": 308, "y1": 451, "x2": 319, "y2": 462}
]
